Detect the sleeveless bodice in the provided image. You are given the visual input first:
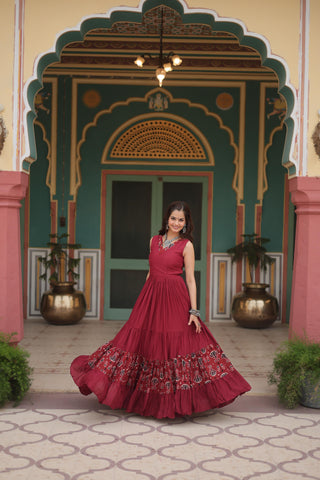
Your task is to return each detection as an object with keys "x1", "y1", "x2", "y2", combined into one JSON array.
[{"x1": 149, "y1": 235, "x2": 189, "y2": 277}]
